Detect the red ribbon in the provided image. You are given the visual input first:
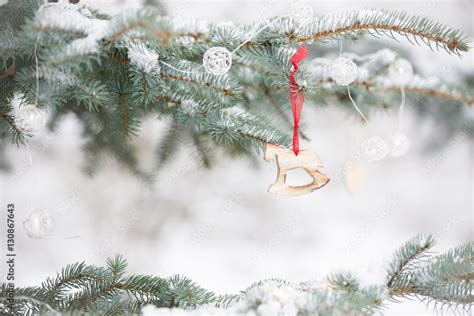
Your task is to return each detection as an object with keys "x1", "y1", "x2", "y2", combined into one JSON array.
[{"x1": 289, "y1": 45, "x2": 308, "y2": 156}]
